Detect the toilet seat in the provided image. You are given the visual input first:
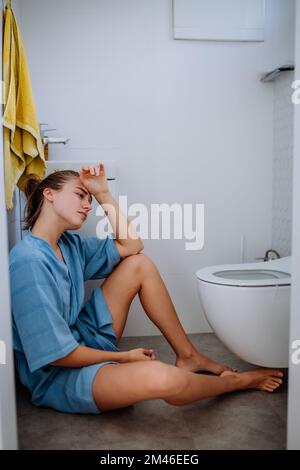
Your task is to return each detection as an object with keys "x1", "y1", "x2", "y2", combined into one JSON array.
[{"x1": 195, "y1": 256, "x2": 291, "y2": 287}]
